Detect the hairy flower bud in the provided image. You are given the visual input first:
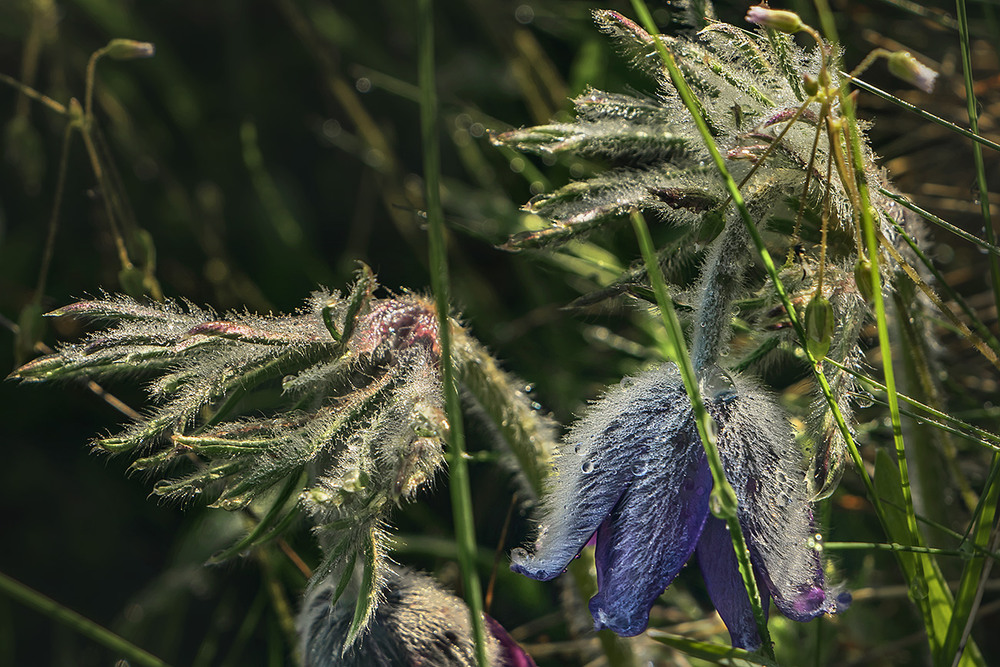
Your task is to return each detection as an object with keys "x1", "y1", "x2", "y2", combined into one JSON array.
[
  {"x1": 745, "y1": 5, "x2": 804, "y2": 34},
  {"x1": 886, "y1": 50, "x2": 937, "y2": 93},
  {"x1": 803, "y1": 73, "x2": 819, "y2": 97},
  {"x1": 105, "y1": 38, "x2": 156, "y2": 60},
  {"x1": 805, "y1": 295, "x2": 835, "y2": 360},
  {"x1": 853, "y1": 258, "x2": 875, "y2": 302}
]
